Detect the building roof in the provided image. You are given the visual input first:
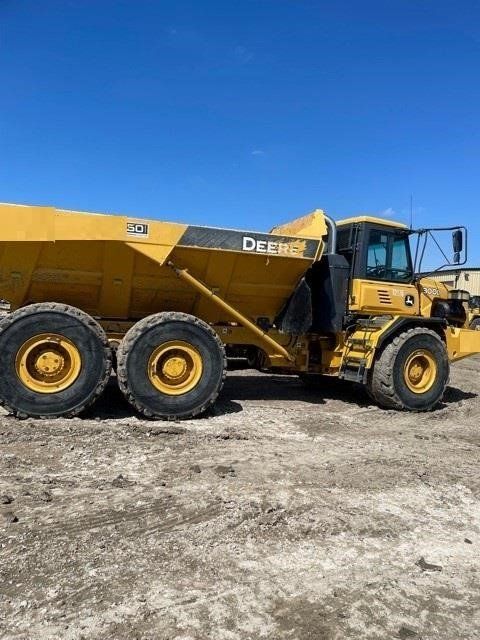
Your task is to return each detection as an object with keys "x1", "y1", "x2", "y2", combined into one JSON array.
[{"x1": 419, "y1": 267, "x2": 480, "y2": 276}]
